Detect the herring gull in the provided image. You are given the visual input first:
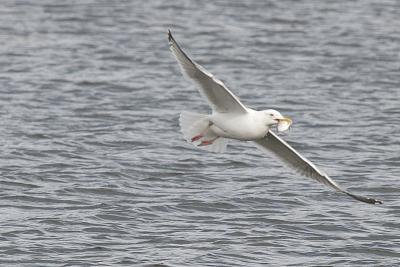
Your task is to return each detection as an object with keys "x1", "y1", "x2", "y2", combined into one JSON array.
[{"x1": 168, "y1": 30, "x2": 382, "y2": 205}]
